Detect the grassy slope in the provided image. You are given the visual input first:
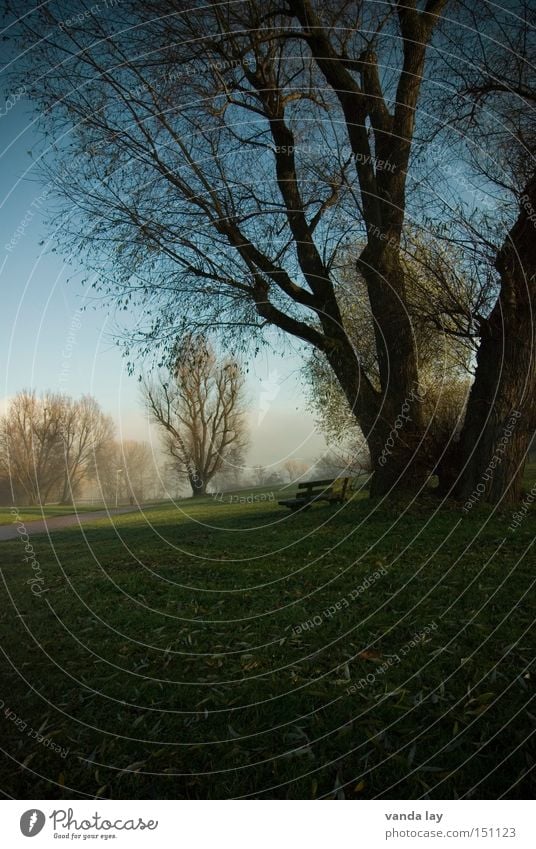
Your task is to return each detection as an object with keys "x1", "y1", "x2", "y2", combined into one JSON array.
[
  {"x1": 0, "y1": 505, "x2": 112, "y2": 525},
  {"x1": 0, "y1": 487, "x2": 534, "y2": 800}
]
